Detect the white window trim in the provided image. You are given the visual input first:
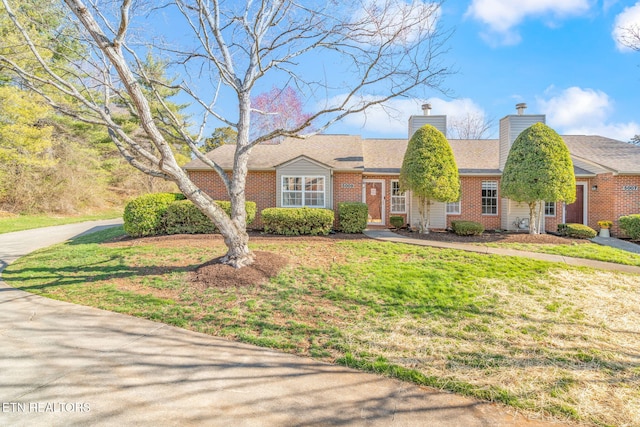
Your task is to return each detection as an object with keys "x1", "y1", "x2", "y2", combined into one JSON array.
[
  {"x1": 446, "y1": 201, "x2": 461, "y2": 215},
  {"x1": 481, "y1": 181, "x2": 498, "y2": 216},
  {"x1": 281, "y1": 175, "x2": 326, "y2": 208},
  {"x1": 544, "y1": 201, "x2": 556, "y2": 217},
  {"x1": 390, "y1": 180, "x2": 406, "y2": 214}
]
